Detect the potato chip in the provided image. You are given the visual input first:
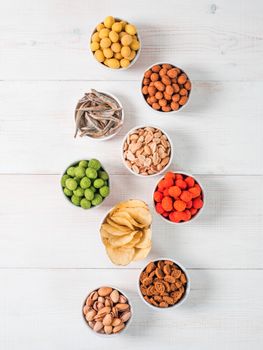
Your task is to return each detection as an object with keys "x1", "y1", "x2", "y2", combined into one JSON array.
[
  {"x1": 116, "y1": 199, "x2": 148, "y2": 209},
  {"x1": 108, "y1": 231, "x2": 138, "y2": 248},
  {"x1": 100, "y1": 227, "x2": 111, "y2": 238},
  {"x1": 110, "y1": 214, "x2": 135, "y2": 230},
  {"x1": 106, "y1": 217, "x2": 132, "y2": 233},
  {"x1": 106, "y1": 245, "x2": 135, "y2": 265},
  {"x1": 123, "y1": 207, "x2": 152, "y2": 227},
  {"x1": 133, "y1": 245, "x2": 152, "y2": 261},
  {"x1": 114, "y1": 209, "x2": 144, "y2": 228},
  {"x1": 101, "y1": 223, "x2": 128, "y2": 236},
  {"x1": 124, "y1": 232, "x2": 143, "y2": 248},
  {"x1": 135, "y1": 228, "x2": 152, "y2": 248}
]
